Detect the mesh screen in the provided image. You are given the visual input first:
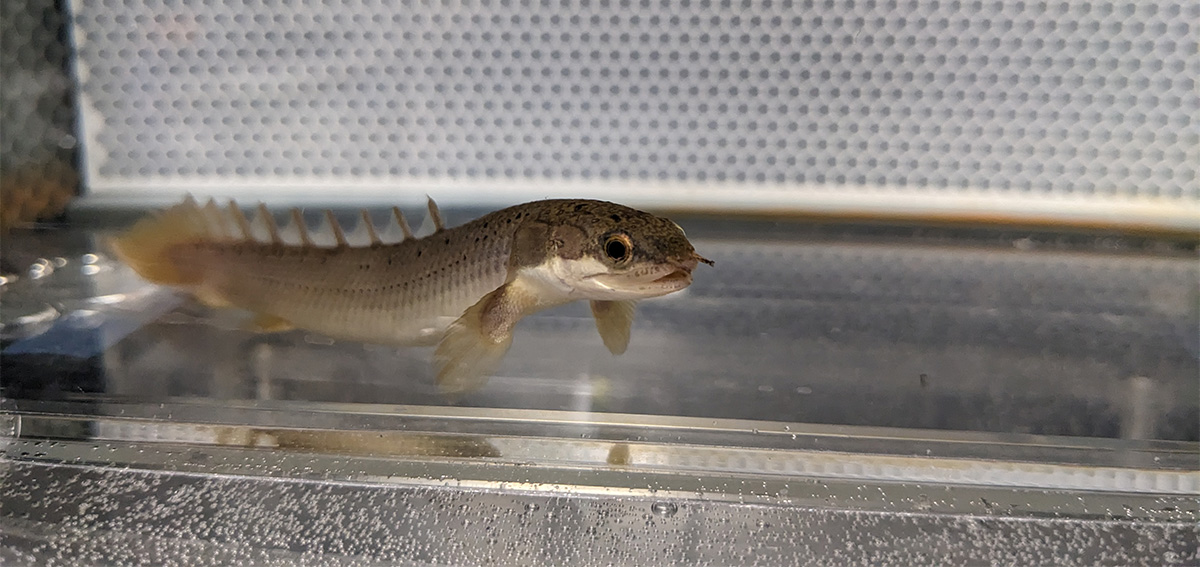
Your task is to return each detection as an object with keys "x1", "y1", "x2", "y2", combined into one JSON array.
[{"x1": 68, "y1": 1, "x2": 1199, "y2": 216}]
